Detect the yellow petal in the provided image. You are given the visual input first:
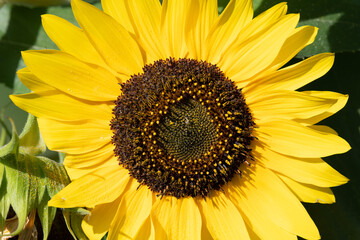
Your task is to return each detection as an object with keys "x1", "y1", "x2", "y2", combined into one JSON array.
[
  {"x1": 101, "y1": 0, "x2": 134, "y2": 34},
  {"x1": 133, "y1": 217, "x2": 155, "y2": 240},
  {"x1": 209, "y1": 2, "x2": 287, "y2": 66},
  {"x1": 245, "y1": 53, "x2": 334, "y2": 96},
  {"x1": 108, "y1": 183, "x2": 153, "y2": 240},
  {"x1": 241, "y1": 2, "x2": 288, "y2": 35},
  {"x1": 299, "y1": 91, "x2": 349, "y2": 125},
  {"x1": 220, "y1": 14, "x2": 299, "y2": 83},
  {"x1": 160, "y1": 0, "x2": 189, "y2": 58},
  {"x1": 231, "y1": 2, "x2": 288, "y2": 48},
  {"x1": 151, "y1": 196, "x2": 202, "y2": 240},
  {"x1": 204, "y1": 0, "x2": 253, "y2": 63},
  {"x1": 200, "y1": 223, "x2": 213, "y2": 240},
  {"x1": 185, "y1": 0, "x2": 218, "y2": 59},
  {"x1": 231, "y1": 164, "x2": 320, "y2": 239},
  {"x1": 64, "y1": 142, "x2": 114, "y2": 170},
  {"x1": 309, "y1": 125, "x2": 339, "y2": 135},
  {"x1": 17, "y1": 68, "x2": 54, "y2": 92},
  {"x1": 253, "y1": 145, "x2": 349, "y2": 187},
  {"x1": 41, "y1": 14, "x2": 108, "y2": 69},
  {"x1": 10, "y1": 90, "x2": 113, "y2": 121},
  {"x1": 82, "y1": 196, "x2": 122, "y2": 240},
  {"x1": 171, "y1": 197, "x2": 202, "y2": 240},
  {"x1": 248, "y1": 90, "x2": 339, "y2": 122},
  {"x1": 22, "y1": 50, "x2": 121, "y2": 101},
  {"x1": 279, "y1": 175, "x2": 335, "y2": 204},
  {"x1": 197, "y1": 192, "x2": 250, "y2": 240},
  {"x1": 124, "y1": 0, "x2": 165, "y2": 64},
  {"x1": 258, "y1": 26, "x2": 318, "y2": 76},
  {"x1": 255, "y1": 119, "x2": 351, "y2": 158},
  {"x1": 64, "y1": 157, "x2": 118, "y2": 181},
  {"x1": 37, "y1": 118, "x2": 112, "y2": 154},
  {"x1": 228, "y1": 179, "x2": 298, "y2": 240},
  {"x1": 48, "y1": 166, "x2": 130, "y2": 208},
  {"x1": 151, "y1": 196, "x2": 175, "y2": 239},
  {"x1": 72, "y1": 0, "x2": 144, "y2": 76}
]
